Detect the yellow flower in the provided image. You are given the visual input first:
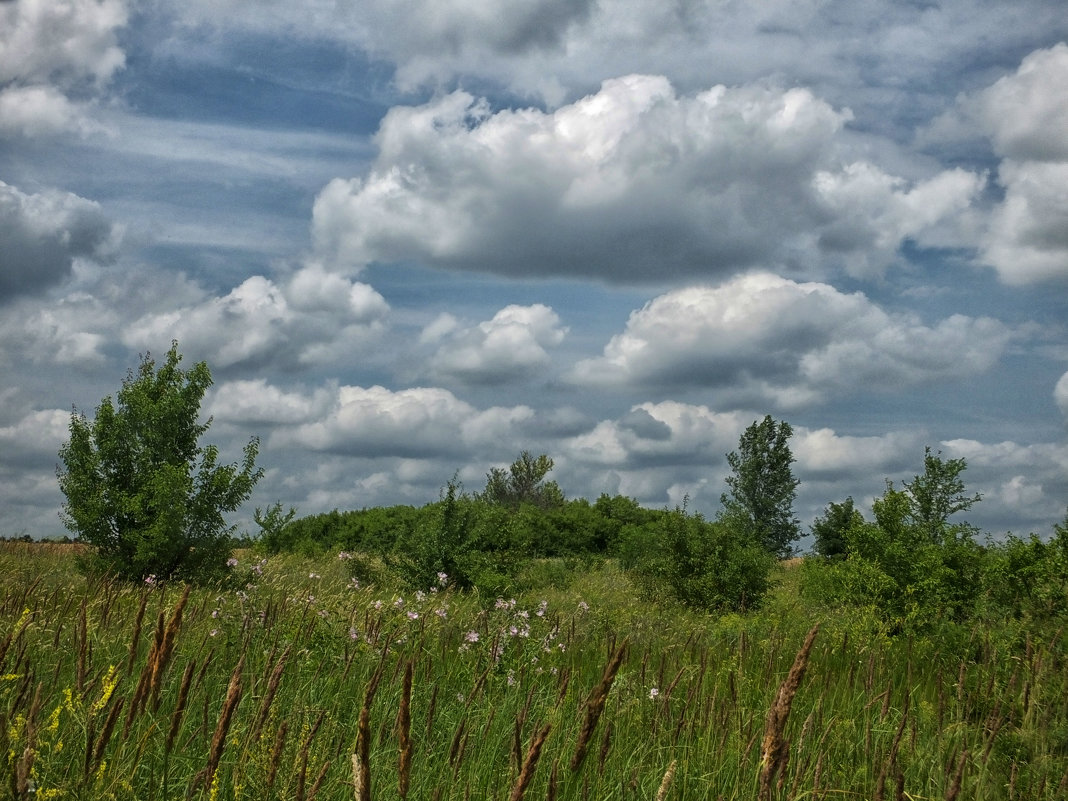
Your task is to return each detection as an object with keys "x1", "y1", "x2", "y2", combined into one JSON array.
[{"x1": 91, "y1": 666, "x2": 119, "y2": 715}]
